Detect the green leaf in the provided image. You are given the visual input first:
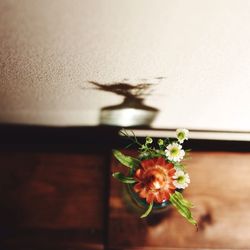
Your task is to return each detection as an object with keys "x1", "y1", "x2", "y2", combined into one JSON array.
[
  {"x1": 170, "y1": 192, "x2": 197, "y2": 226},
  {"x1": 112, "y1": 172, "x2": 137, "y2": 184},
  {"x1": 140, "y1": 202, "x2": 153, "y2": 218},
  {"x1": 112, "y1": 150, "x2": 140, "y2": 169},
  {"x1": 174, "y1": 191, "x2": 194, "y2": 208}
]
